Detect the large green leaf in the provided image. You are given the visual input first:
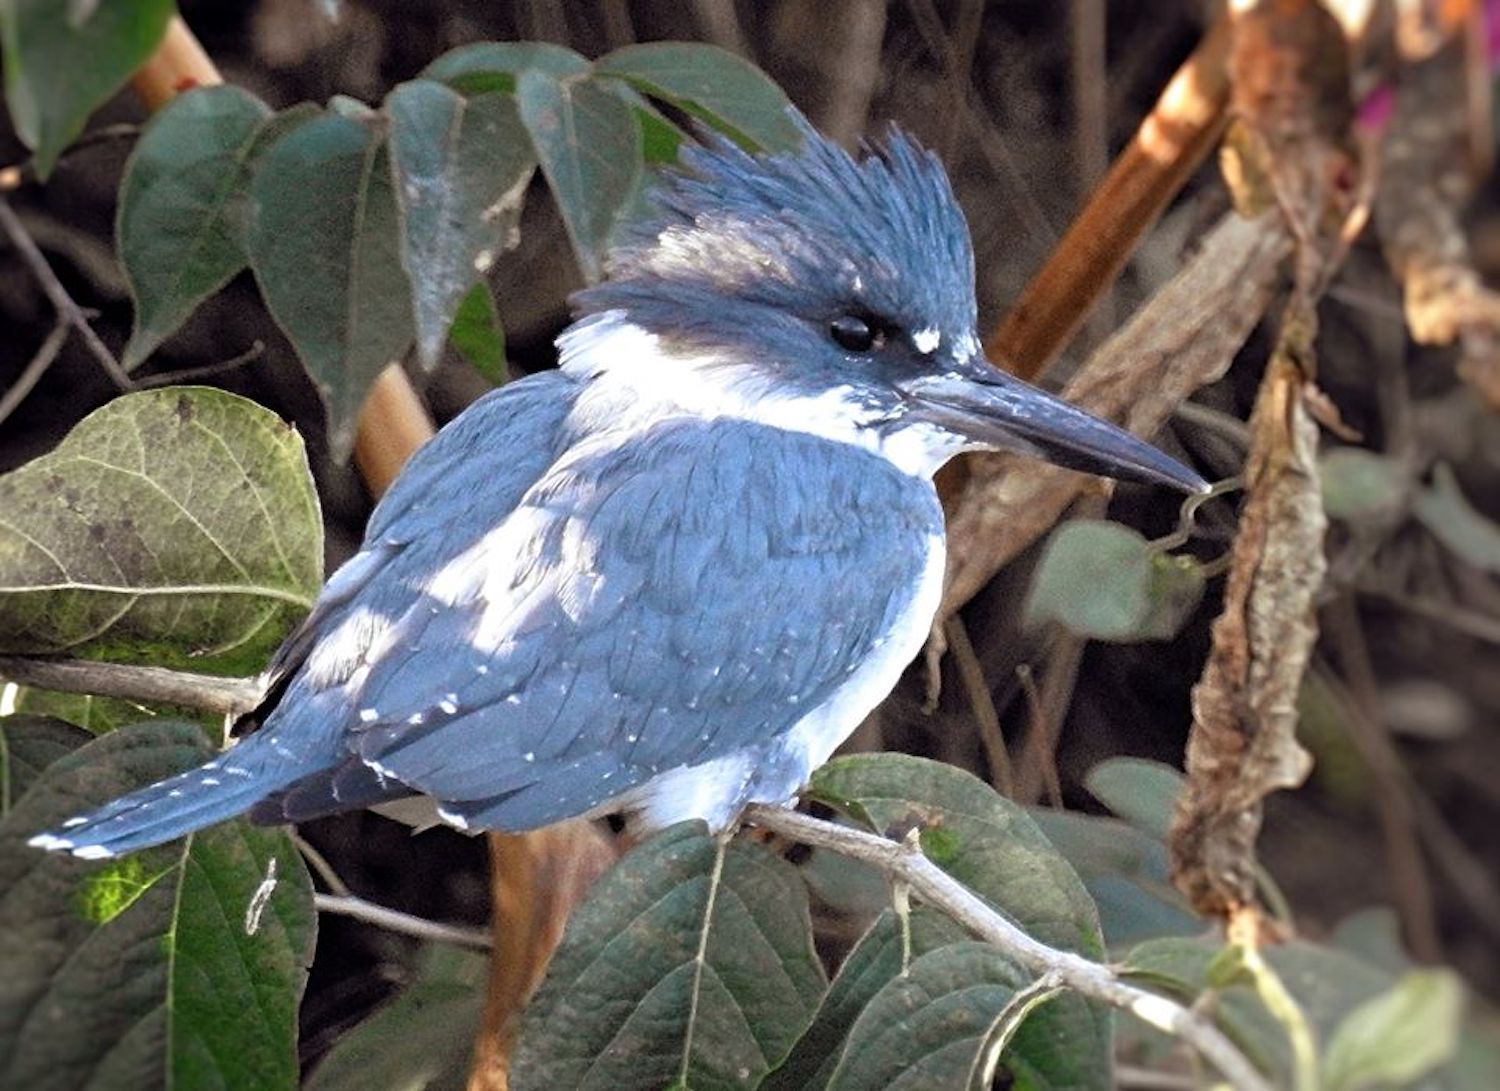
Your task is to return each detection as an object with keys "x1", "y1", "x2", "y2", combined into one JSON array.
[
  {"x1": 306, "y1": 947, "x2": 486, "y2": 1091},
  {"x1": 1083, "y1": 757, "x2": 1184, "y2": 840},
  {"x1": 247, "y1": 112, "x2": 414, "y2": 458},
  {"x1": 765, "y1": 907, "x2": 968, "y2": 1091},
  {"x1": 5, "y1": 687, "x2": 206, "y2": 737},
  {"x1": 420, "y1": 40, "x2": 590, "y2": 96},
  {"x1": 0, "y1": 0, "x2": 174, "y2": 178},
  {"x1": 808, "y1": 755, "x2": 1112, "y2": 1091},
  {"x1": 385, "y1": 80, "x2": 534, "y2": 369},
  {"x1": 510, "y1": 823, "x2": 826, "y2": 1091},
  {"x1": 116, "y1": 87, "x2": 290, "y2": 369},
  {"x1": 594, "y1": 43, "x2": 802, "y2": 152},
  {"x1": 447, "y1": 281, "x2": 508, "y2": 384},
  {"x1": 514, "y1": 68, "x2": 641, "y2": 283},
  {"x1": 0, "y1": 387, "x2": 322, "y2": 674},
  {"x1": 0, "y1": 721, "x2": 315, "y2": 1090},
  {"x1": 827, "y1": 942, "x2": 1061, "y2": 1091},
  {"x1": 1322, "y1": 969, "x2": 1464, "y2": 1091}
]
